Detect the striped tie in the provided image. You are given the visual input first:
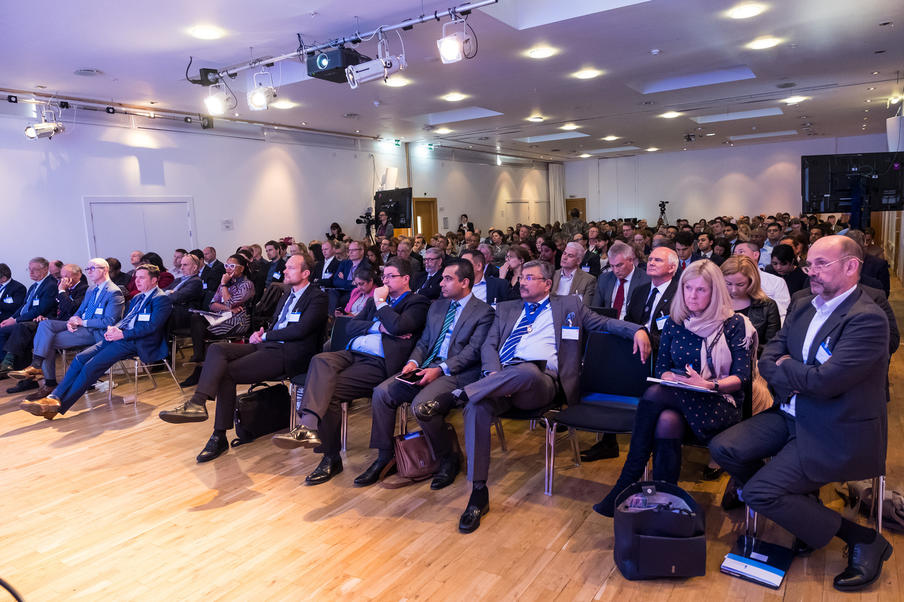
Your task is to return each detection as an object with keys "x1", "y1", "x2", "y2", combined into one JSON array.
[
  {"x1": 499, "y1": 301, "x2": 547, "y2": 365},
  {"x1": 422, "y1": 300, "x2": 459, "y2": 366}
]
